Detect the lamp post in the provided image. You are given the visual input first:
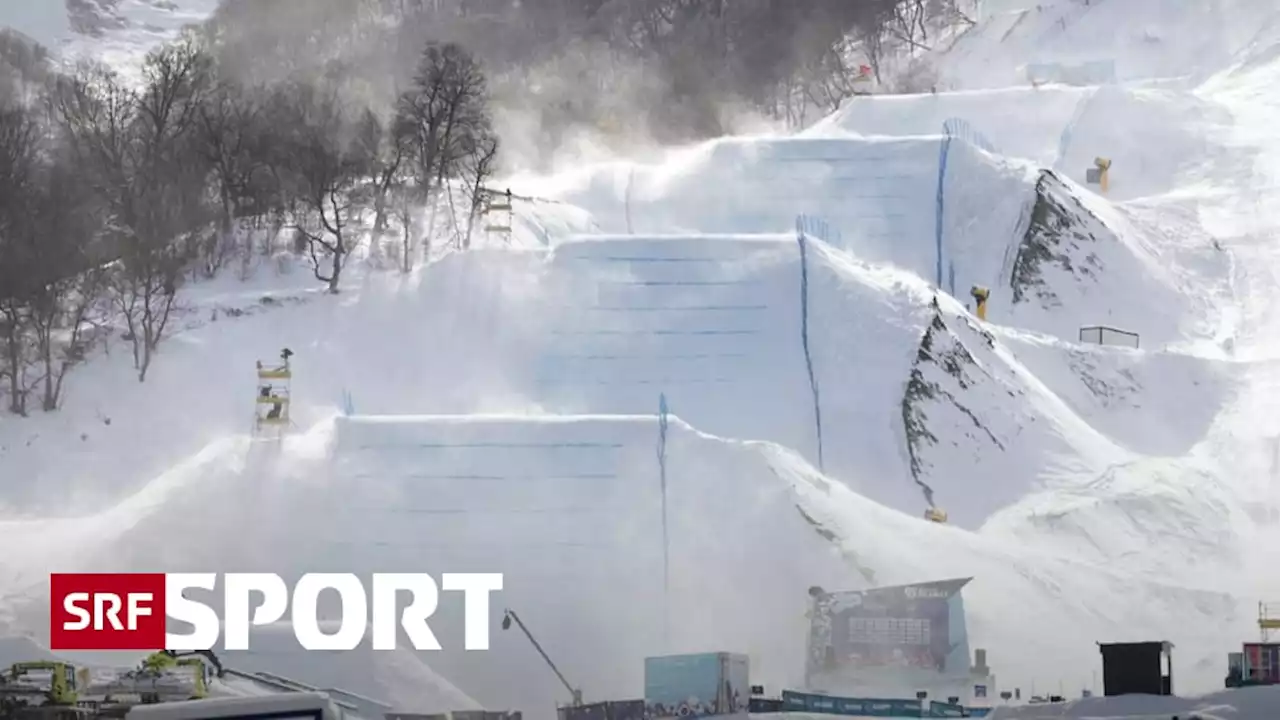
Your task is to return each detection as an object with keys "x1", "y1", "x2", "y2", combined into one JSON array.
[{"x1": 501, "y1": 609, "x2": 583, "y2": 706}]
